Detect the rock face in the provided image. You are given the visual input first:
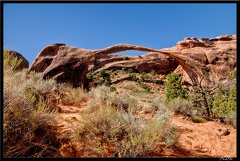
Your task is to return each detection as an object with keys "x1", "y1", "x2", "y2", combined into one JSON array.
[
  {"x1": 94, "y1": 57, "x2": 178, "y2": 75},
  {"x1": 4, "y1": 50, "x2": 29, "y2": 70},
  {"x1": 29, "y1": 34, "x2": 236, "y2": 88},
  {"x1": 173, "y1": 34, "x2": 236, "y2": 86},
  {"x1": 29, "y1": 44, "x2": 192, "y2": 89},
  {"x1": 29, "y1": 43, "x2": 66, "y2": 73}
]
